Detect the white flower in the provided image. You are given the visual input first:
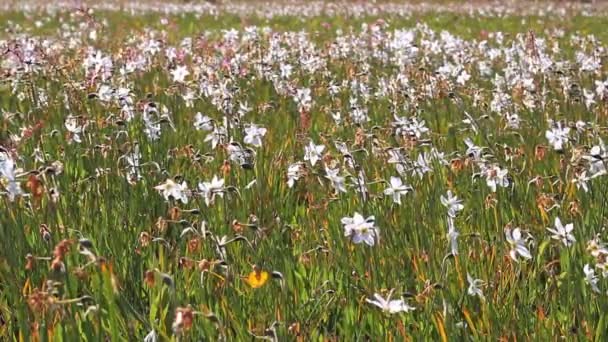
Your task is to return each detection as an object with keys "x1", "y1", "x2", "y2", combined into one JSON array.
[
  {"x1": 440, "y1": 190, "x2": 464, "y2": 217},
  {"x1": 412, "y1": 153, "x2": 432, "y2": 179},
  {"x1": 198, "y1": 176, "x2": 225, "y2": 206},
  {"x1": 243, "y1": 124, "x2": 267, "y2": 148},
  {"x1": 325, "y1": 167, "x2": 347, "y2": 193},
  {"x1": 287, "y1": 163, "x2": 304, "y2": 188},
  {"x1": 466, "y1": 274, "x2": 485, "y2": 300},
  {"x1": 484, "y1": 165, "x2": 509, "y2": 192},
  {"x1": 341, "y1": 212, "x2": 378, "y2": 246},
  {"x1": 154, "y1": 179, "x2": 189, "y2": 204},
  {"x1": 304, "y1": 140, "x2": 325, "y2": 167},
  {"x1": 65, "y1": 115, "x2": 83, "y2": 144},
  {"x1": 383, "y1": 176, "x2": 412, "y2": 205},
  {"x1": 171, "y1": 65, "x2": 189, "y2": 83},
  {"x1": 572, "y1": 172, "x2": 589, "y2": 192},
  {"x1": 0, "y1": 152, "x2": 23, "y2": 201},
  {"x1": 194, "y1": 113, "x2": 214, "y2": 131},
  {"x1": 505, "y1": 228, "x2": 532, "y2": 262},
  {"x1": 365, "y1": 291, "x2": 415, "y2": 314},
  {"x1": 204, "y1": 125, "x2": 227, "y2": 149},
  {"x1": 546, "y1": 217, "x2": 575, "y2": 247},
  {"x1": 584, "y1": 264, "x2": 600, "y2": 294},
  {"x1": 584, "y1": 142, "x2": 608, "y2": 178},
  {"x1": 545, "y1": 123, "x2": 570, "y2": 151}
]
